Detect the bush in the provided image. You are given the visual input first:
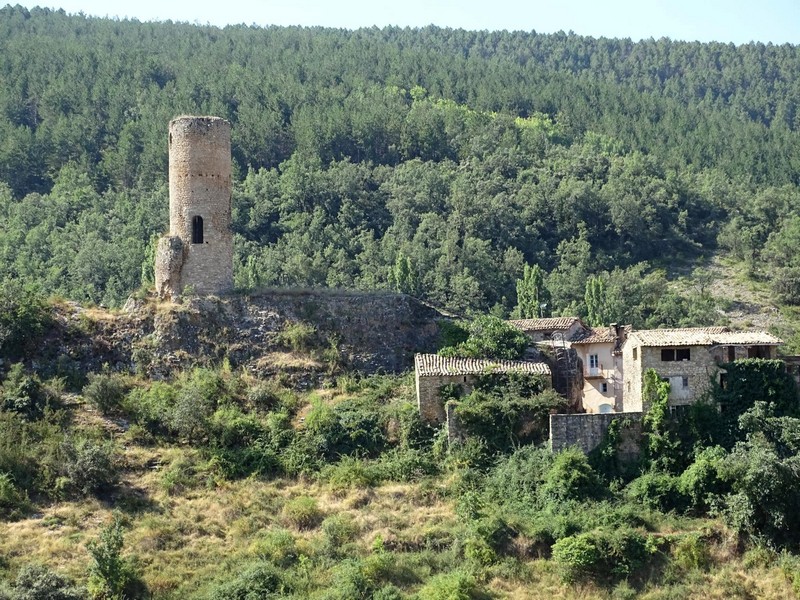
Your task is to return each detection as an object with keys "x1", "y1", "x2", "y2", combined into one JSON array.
[
  {"x1": 415, "y1": 571, "x2": 482, "y2": 600},
  {"x1": 86, "y1": 517, "x2": 142, "y2": 600},
  {"x1": 277, "y1": 321, "x2": 317, "y2": 352},
  {"x1": 82, "y1": 372, "x2": 128, "y2": 414},
  {"x1": 207, "y1": 562, "x2": 284, "y2": 600},
  {"x1": 626, "y1": 471, "x2": 687, "y2": 512},
  {"x1": 374, "y1": 448, "x2": 438, "y2": 482},
  {"x1": 0, "y1": 280, "x2": 51, "y2": 361},
  {"x1": 322, "y1": 513, "x2": 360, "y2": 556},
  {"x1": 252, "y1": 528, "x2": 298, "y2": 568},
  {"x1": 282, "y1": 496, "x2": 323, "y2": 530},
  {"x1": 678, "y1": 446, "x2": 728, "y2": 512},
  {"x1": 438, "y1": 315, "x2": 528, "y2": 360},
  {"x1": 7, "y1": 563, "x2": 84, "y2": 600},
  {"x1": 542, "y1": 447, "x2": 604, "y2": 502},
  {"x1": 671, "y1": 533, "x2": 712, "y2": 572},
  {"x1": 1, "y1": 364, "x2": 51, "y2": 421},
  {"x1": 63, "y1": 437, "x2": 118, "y2": 496},
  {"x1": 170, "y1": 369, "x2": 225, "y2": 440},
  {"x1": 322, "y1": 457, "x2": 377, "y2": 490},
  {"x1": 123, "y1": 381, "x2": 177, "y2": 436},
  {"x1": 455, "y1": 388, "x2": 563, "y2": 452},
  {"x1": 320, "y1": 559, "x2": 374, "y2": 600},
  {"x1": 552, "y1": 527, "x2": 652, "y2": 583},
  {"x1": 0, "y1": 472, "x2": 30, "y2": 520}
]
